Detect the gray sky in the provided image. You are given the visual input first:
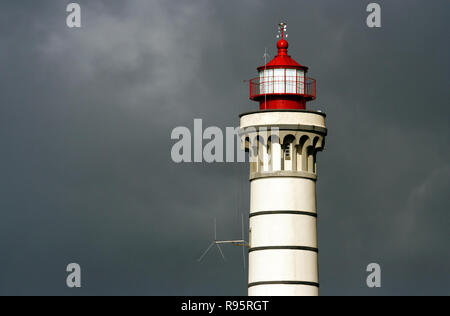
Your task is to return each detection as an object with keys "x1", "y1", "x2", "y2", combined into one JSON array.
[{"x1": 0, "y1": 0, "x2": 449, "y2": 295}]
